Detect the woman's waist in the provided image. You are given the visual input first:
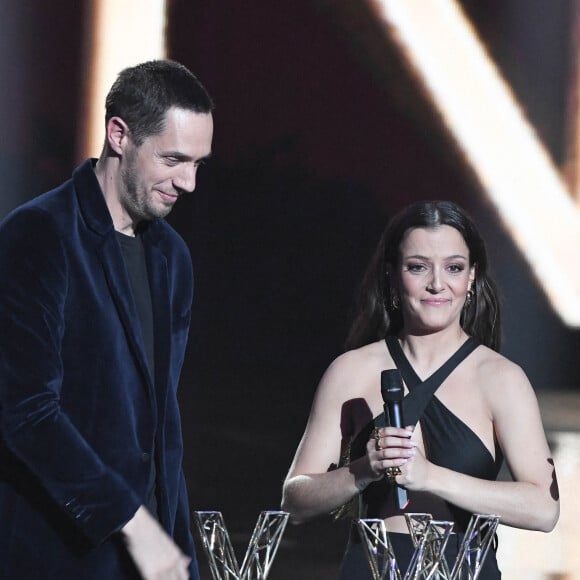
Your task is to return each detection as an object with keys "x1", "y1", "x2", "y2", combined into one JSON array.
[{"x1": 360, "y1": 489, "x2": 460, "y2": 525}]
